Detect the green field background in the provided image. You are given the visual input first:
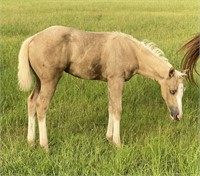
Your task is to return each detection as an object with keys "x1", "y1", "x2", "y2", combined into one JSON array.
[{"x1": 1, "y1": 0, "x2": 199, "y2": 175}]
